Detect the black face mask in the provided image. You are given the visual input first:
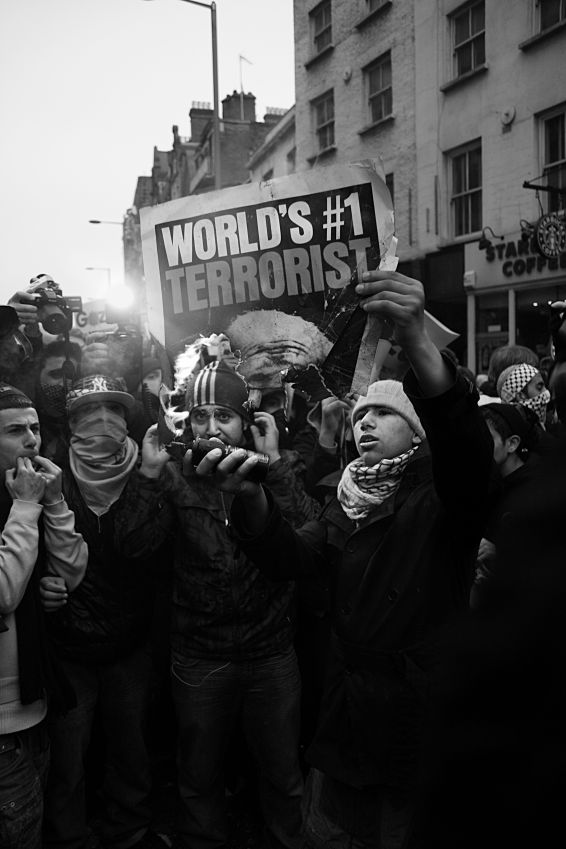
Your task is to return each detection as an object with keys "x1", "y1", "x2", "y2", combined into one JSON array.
[{"x1": 272, "y1": 407, "x2": 292, "y2": 449}]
